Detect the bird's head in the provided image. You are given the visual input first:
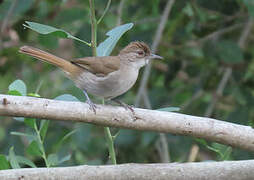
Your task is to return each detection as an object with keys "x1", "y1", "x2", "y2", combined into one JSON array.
[{"x1": 119, "y1": 41, "x2": 163, "y2": 68}]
